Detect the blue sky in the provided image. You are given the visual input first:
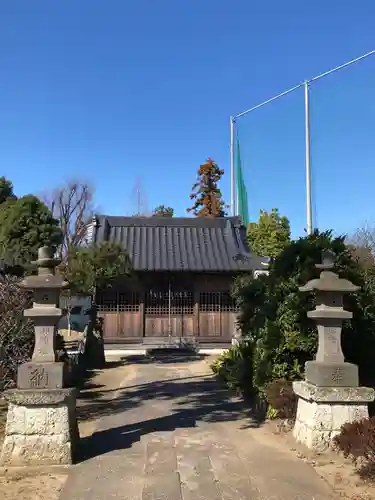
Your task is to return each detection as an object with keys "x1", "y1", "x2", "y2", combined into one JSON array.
[{"x1": 1, "y1": 1, "x2": 374, "y2": 238}]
